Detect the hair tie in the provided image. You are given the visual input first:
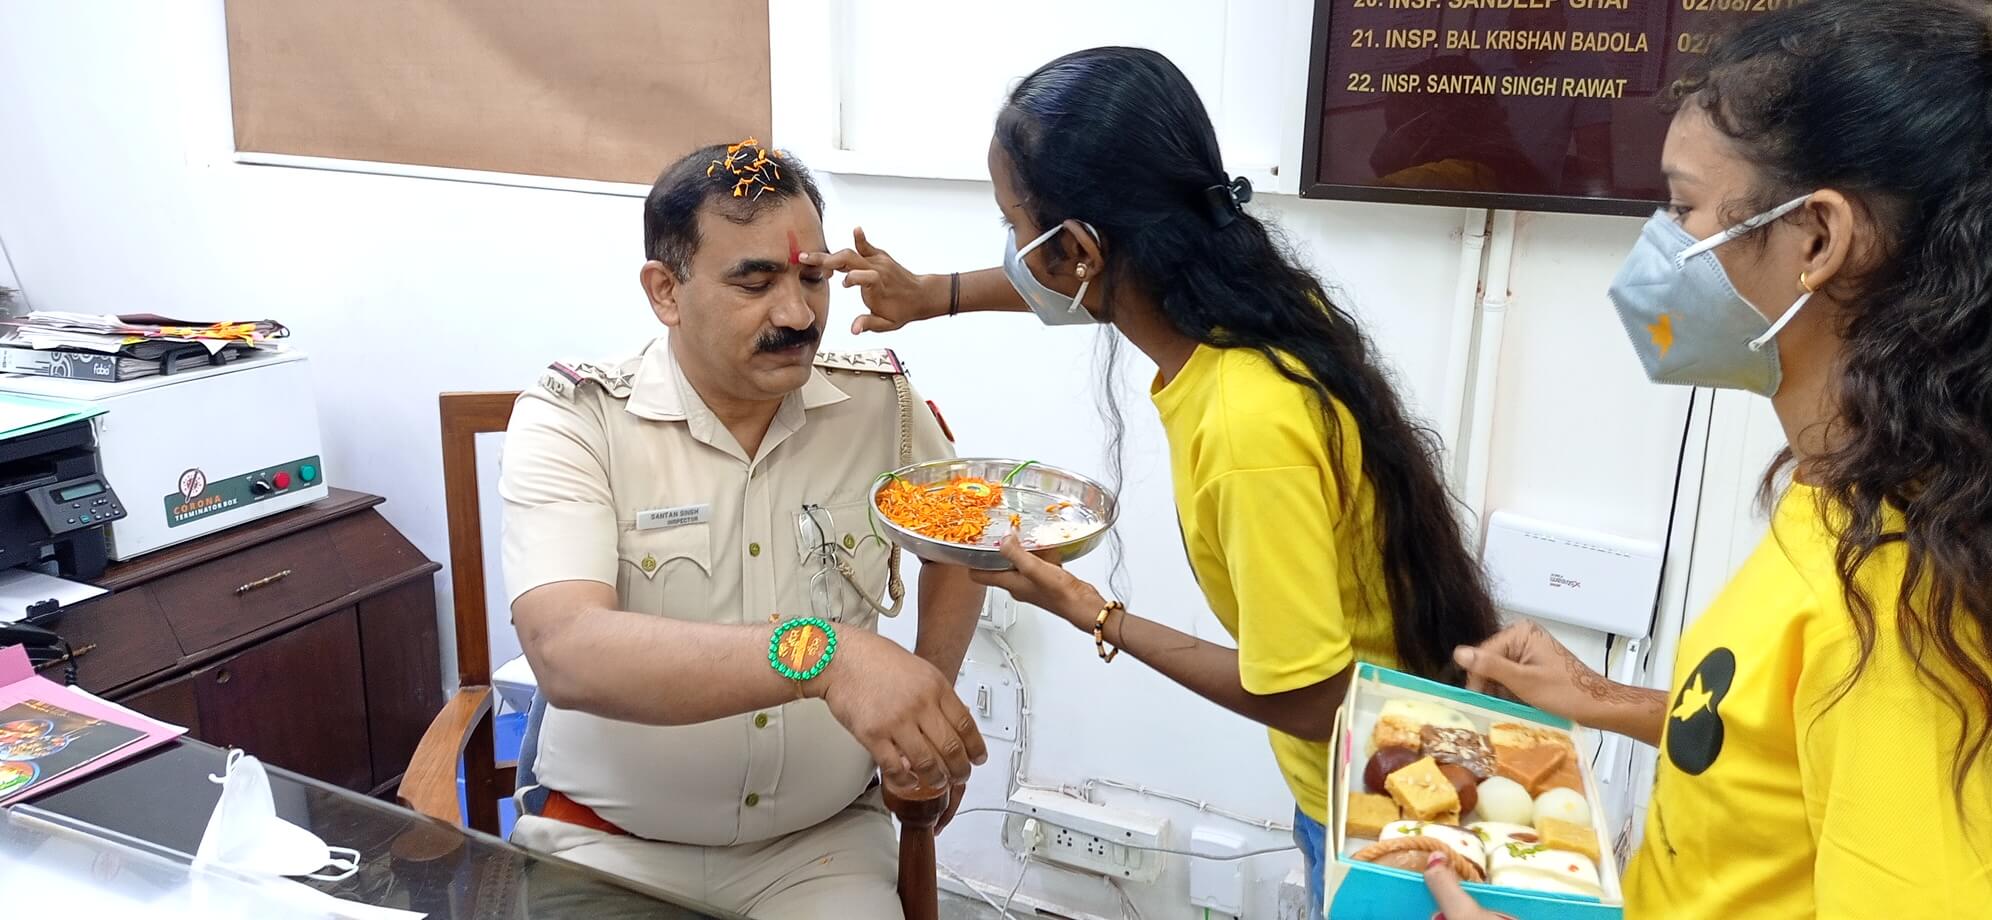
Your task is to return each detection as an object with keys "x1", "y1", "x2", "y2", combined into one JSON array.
[{"x1": 1202, "y1": 175, "x2": 1254, "y2": 228}]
